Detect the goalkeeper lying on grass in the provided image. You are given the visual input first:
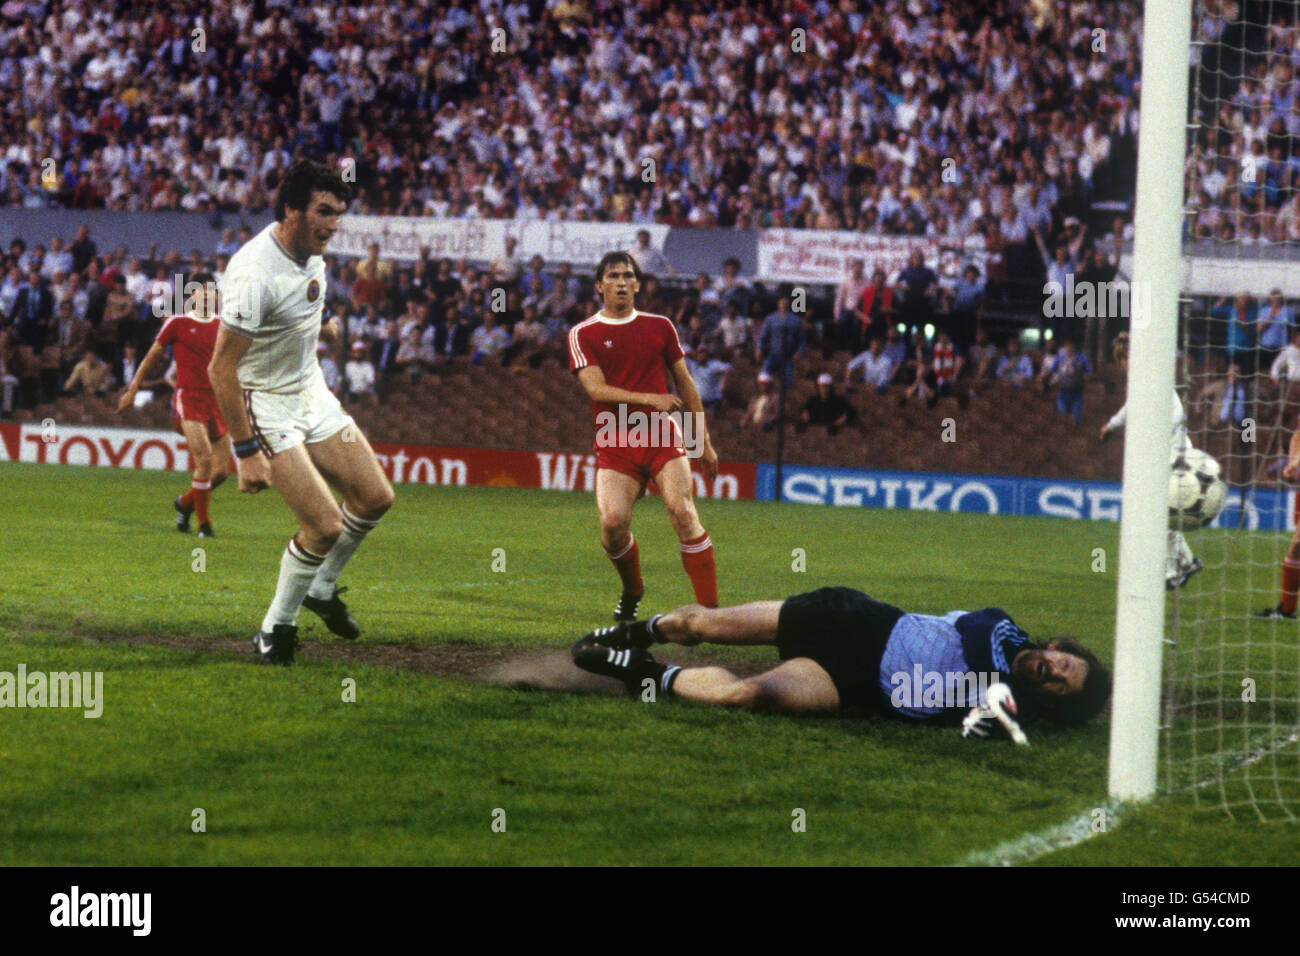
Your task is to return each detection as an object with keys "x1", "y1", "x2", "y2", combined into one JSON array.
[{"x1": 572, "y1": 587, "x2": 1111, "y2": 742}]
